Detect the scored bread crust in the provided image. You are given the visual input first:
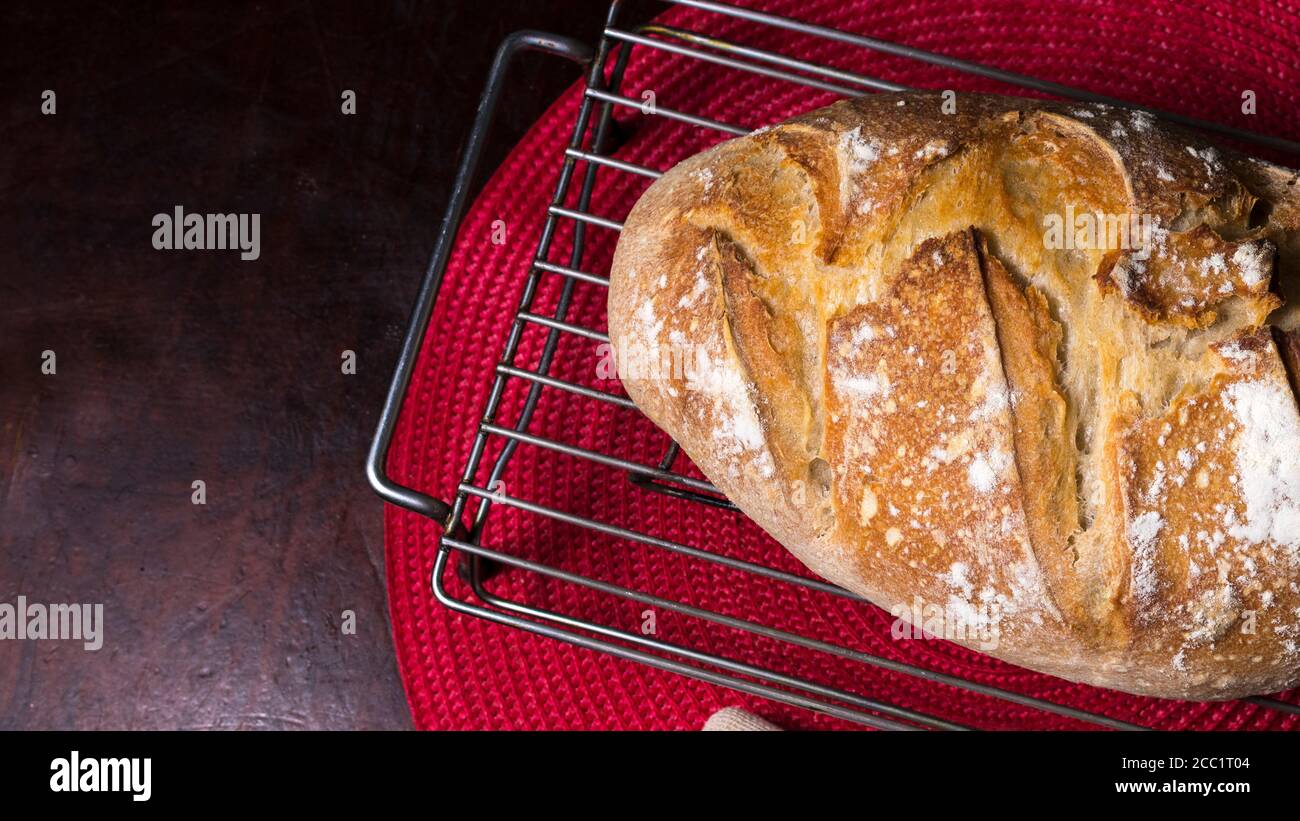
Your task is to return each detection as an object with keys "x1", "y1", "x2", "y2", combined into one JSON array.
[{"x1": 608, "y1": 92, "x2": 1300, "y2": 700}]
